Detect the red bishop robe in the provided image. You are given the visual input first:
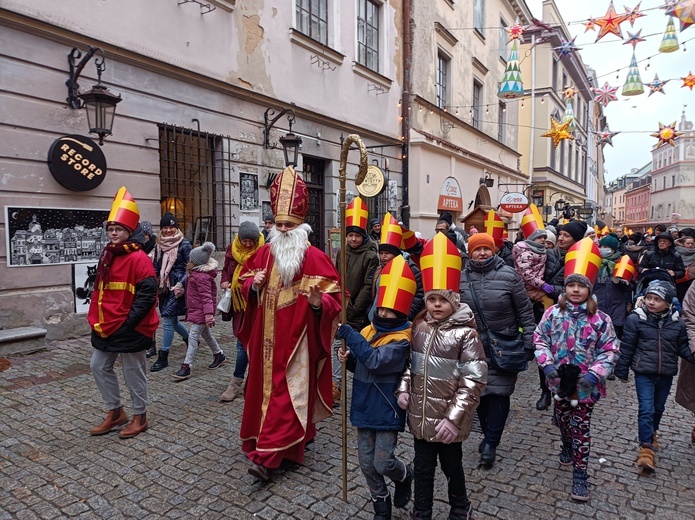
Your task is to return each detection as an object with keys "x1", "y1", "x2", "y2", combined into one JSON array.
[{"x1": 238, "y1": 244, "x2": 341, "y2": 469}]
